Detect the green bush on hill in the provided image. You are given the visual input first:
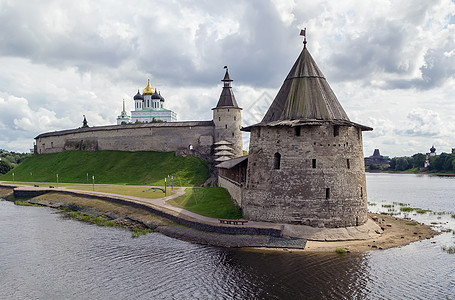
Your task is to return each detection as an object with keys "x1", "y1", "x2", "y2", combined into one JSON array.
[
  {"x1": 0, "y1": 150, "x2": 209, "y2": 186},
  {"x1": 0, "y1": 160, "x2": 13, "y2": 174}
]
